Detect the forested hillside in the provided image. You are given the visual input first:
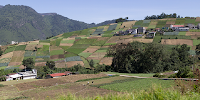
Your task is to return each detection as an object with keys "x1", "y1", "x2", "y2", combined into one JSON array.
[{"x1": 0, "y1": 5, "x2": 112, "y2": 45}]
